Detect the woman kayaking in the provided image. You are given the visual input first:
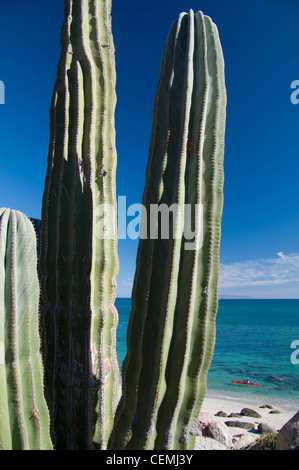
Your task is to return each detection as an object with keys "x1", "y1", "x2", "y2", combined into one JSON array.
[{"x1": 231, "y1": 378, "x2": 260, "y2": 386}]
